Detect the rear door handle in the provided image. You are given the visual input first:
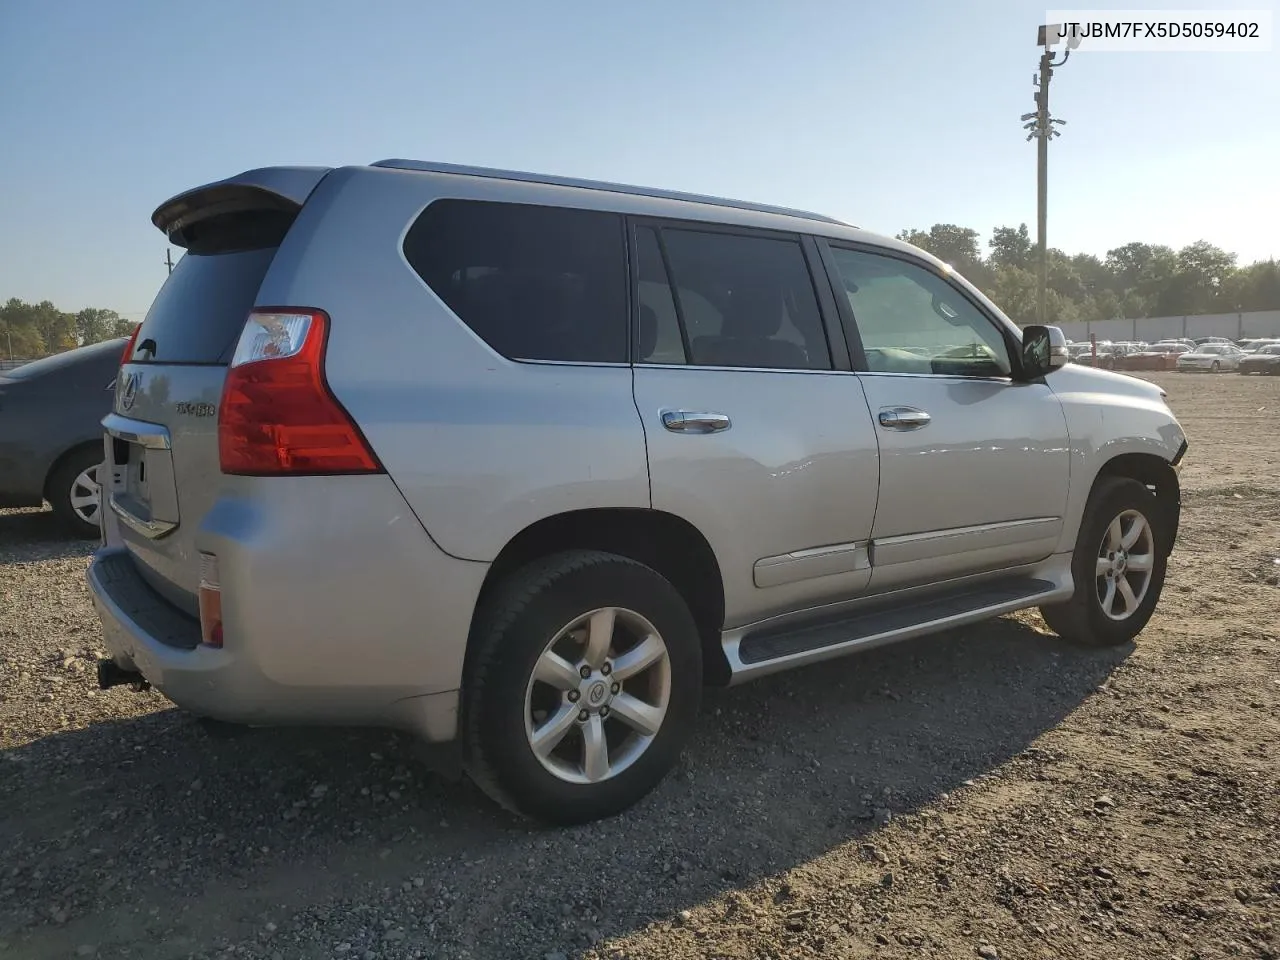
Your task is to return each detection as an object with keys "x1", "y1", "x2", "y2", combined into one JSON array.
[
  {"x1": 662, "y1": 410, "x2": 732, "y2": 434},
  {"x1": 878, "y1": 406, "x2": 932, "y2": 430}
]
